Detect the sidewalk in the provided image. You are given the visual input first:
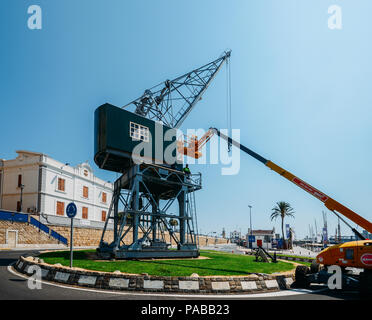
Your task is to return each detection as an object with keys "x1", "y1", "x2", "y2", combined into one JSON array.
[
  {"x1": 275, "y1": 246, "x2": 317, "y2": 258},
  {"x1": 0, "y1": 245, "x2": 96, "y2": 251}
]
